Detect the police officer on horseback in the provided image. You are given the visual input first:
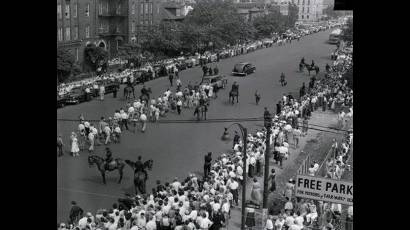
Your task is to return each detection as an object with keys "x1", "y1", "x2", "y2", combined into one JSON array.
[
  {"x1": 135, "y1": 156, "x2": 148, "y2": 180},
  {"x1": 105, "y1": 148, "x2": 114, "y2": 170},
  {"x1": 301, "y1": 57, "x2": 305, "y2": 65},
  {"x1": 311, "y1": 60, "x2": 315, "y2": 68}
]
